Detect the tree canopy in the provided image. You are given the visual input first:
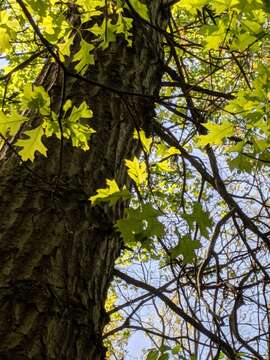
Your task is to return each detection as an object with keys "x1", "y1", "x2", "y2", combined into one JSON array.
[{"x1": 0, "y1": 0, "x2": 270, "y2": 359}]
